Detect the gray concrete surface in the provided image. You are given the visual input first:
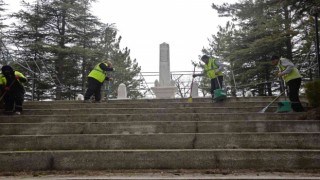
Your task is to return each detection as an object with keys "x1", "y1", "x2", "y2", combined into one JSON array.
[
  {"x1": 0, "y1": 120, "x2": 318, "y2": 135},
  {"x1": 1, "y1": 149, "x2": 320, "y2": 171},
  {"x1": 1, "y1": 170, "x2": 320, "y2": 179},
  {"x1": 0, "y1": 97, "x2": 317, "y2": 172},
  {"x1": 1, "y1": 133, "x2": 320, "y2": 150},
  {"x1": 0, "y1": 113, "x2": 305, "y2": 123}
]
